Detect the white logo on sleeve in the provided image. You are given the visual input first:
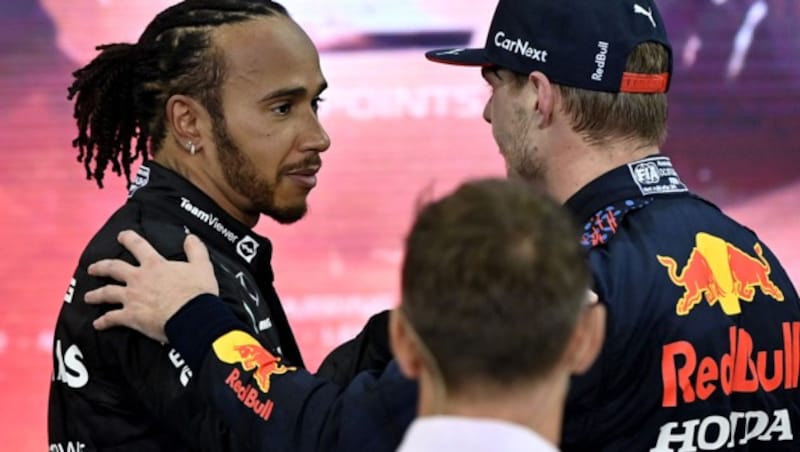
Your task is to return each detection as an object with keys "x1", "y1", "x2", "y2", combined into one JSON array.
[
  {"x1": 168, "y1": 348, "x2": 193, "y2": 387},
  {"x1": 49, "y1": 441, "x2": 87, "y2": 452},
  {"x1": 63, "y1": 278, "x2": 76, "y2": 304},
  {"x1": 128, "y1": 165, "x2": 151, "y2": 198},
  {"x1": 634, "y1": 4, "x2": 657, "y2": 28},
  {"x1": 53, "y1": 340, "x2": 88, "y2": 388}
]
